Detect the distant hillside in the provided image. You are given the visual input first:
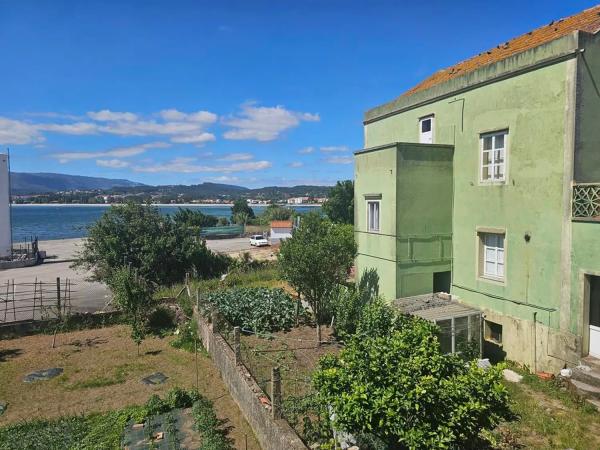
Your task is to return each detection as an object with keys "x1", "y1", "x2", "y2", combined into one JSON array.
[{"x1": 10, "y1": 172, "x2": 146, "y2": 194}]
